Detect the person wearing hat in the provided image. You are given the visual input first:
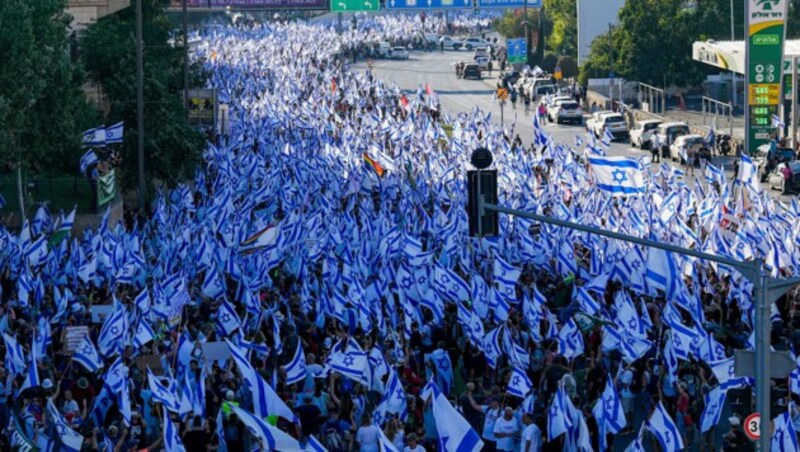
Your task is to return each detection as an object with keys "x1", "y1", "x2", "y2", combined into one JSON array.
[
  {"x1": 493, "y1": 407, "x2": 520, "y2": 452},
  {"x1": 69, "y1": 377, "x2": 96, "y2": 409}
]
